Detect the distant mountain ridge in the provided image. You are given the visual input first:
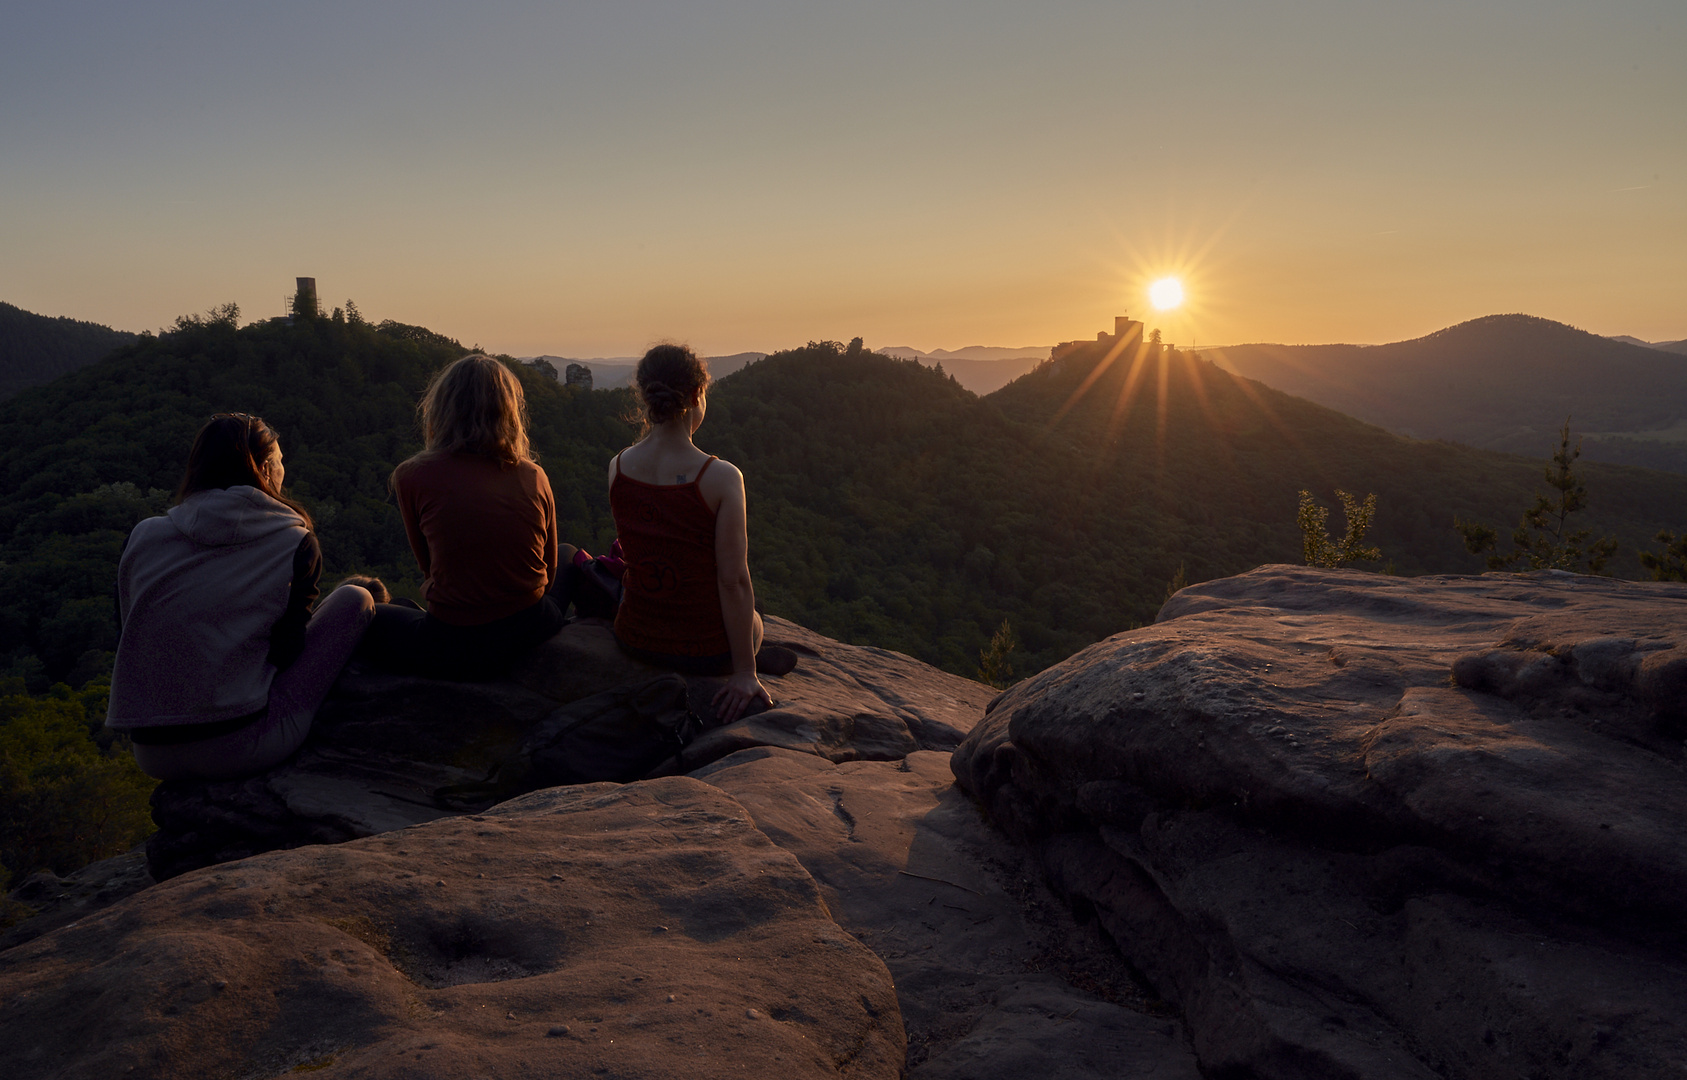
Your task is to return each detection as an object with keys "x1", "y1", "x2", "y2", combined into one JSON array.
[
  {"x1": 1608, "y1": 334, "x2": 1687, "y2": 354},
  {"x1": 1208, "y1": 314, "x2": 1687, "y2": 474},
  {"x1": 0, "y1": 302, "x2": 136, "y2": 400},
  {"x1": 877, "y1": 345, "x2": 1049, "y2": 395},
  {"x1": 519, "y1": 352, "x2": 765, "y2": 389},
  {"x1": 879, "y1": 344, "x2": 1050, "y2": 362}
]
